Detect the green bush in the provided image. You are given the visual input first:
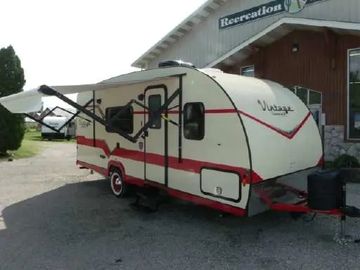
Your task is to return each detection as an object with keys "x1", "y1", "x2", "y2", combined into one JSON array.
[
  {"x1": 333, "y1": 154, "x2": 360, "y2": 168},
  {"x1": 0, "y1": 46, "x2": 26, "y2": 155}
]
